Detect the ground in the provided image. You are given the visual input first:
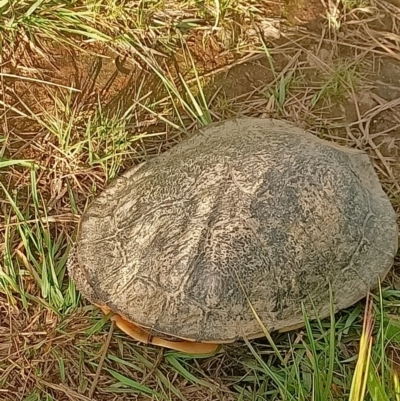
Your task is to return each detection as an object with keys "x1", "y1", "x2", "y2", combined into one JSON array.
[{"x1": 1, "y1": 0, "x2": 400, "y2": 400}]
